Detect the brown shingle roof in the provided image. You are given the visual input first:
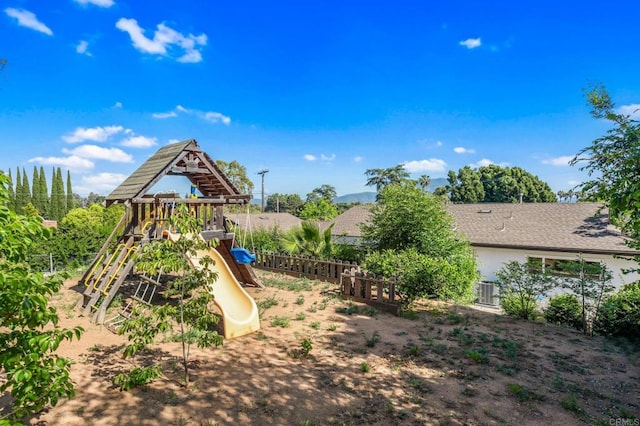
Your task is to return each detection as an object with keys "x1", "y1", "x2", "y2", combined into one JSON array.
[
  {"x1": 331, "y1": 203, "x2": 637, "y2": 255},
  {"x1": 106, "y1": 140, "x2": 246, "y2": 205}
]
